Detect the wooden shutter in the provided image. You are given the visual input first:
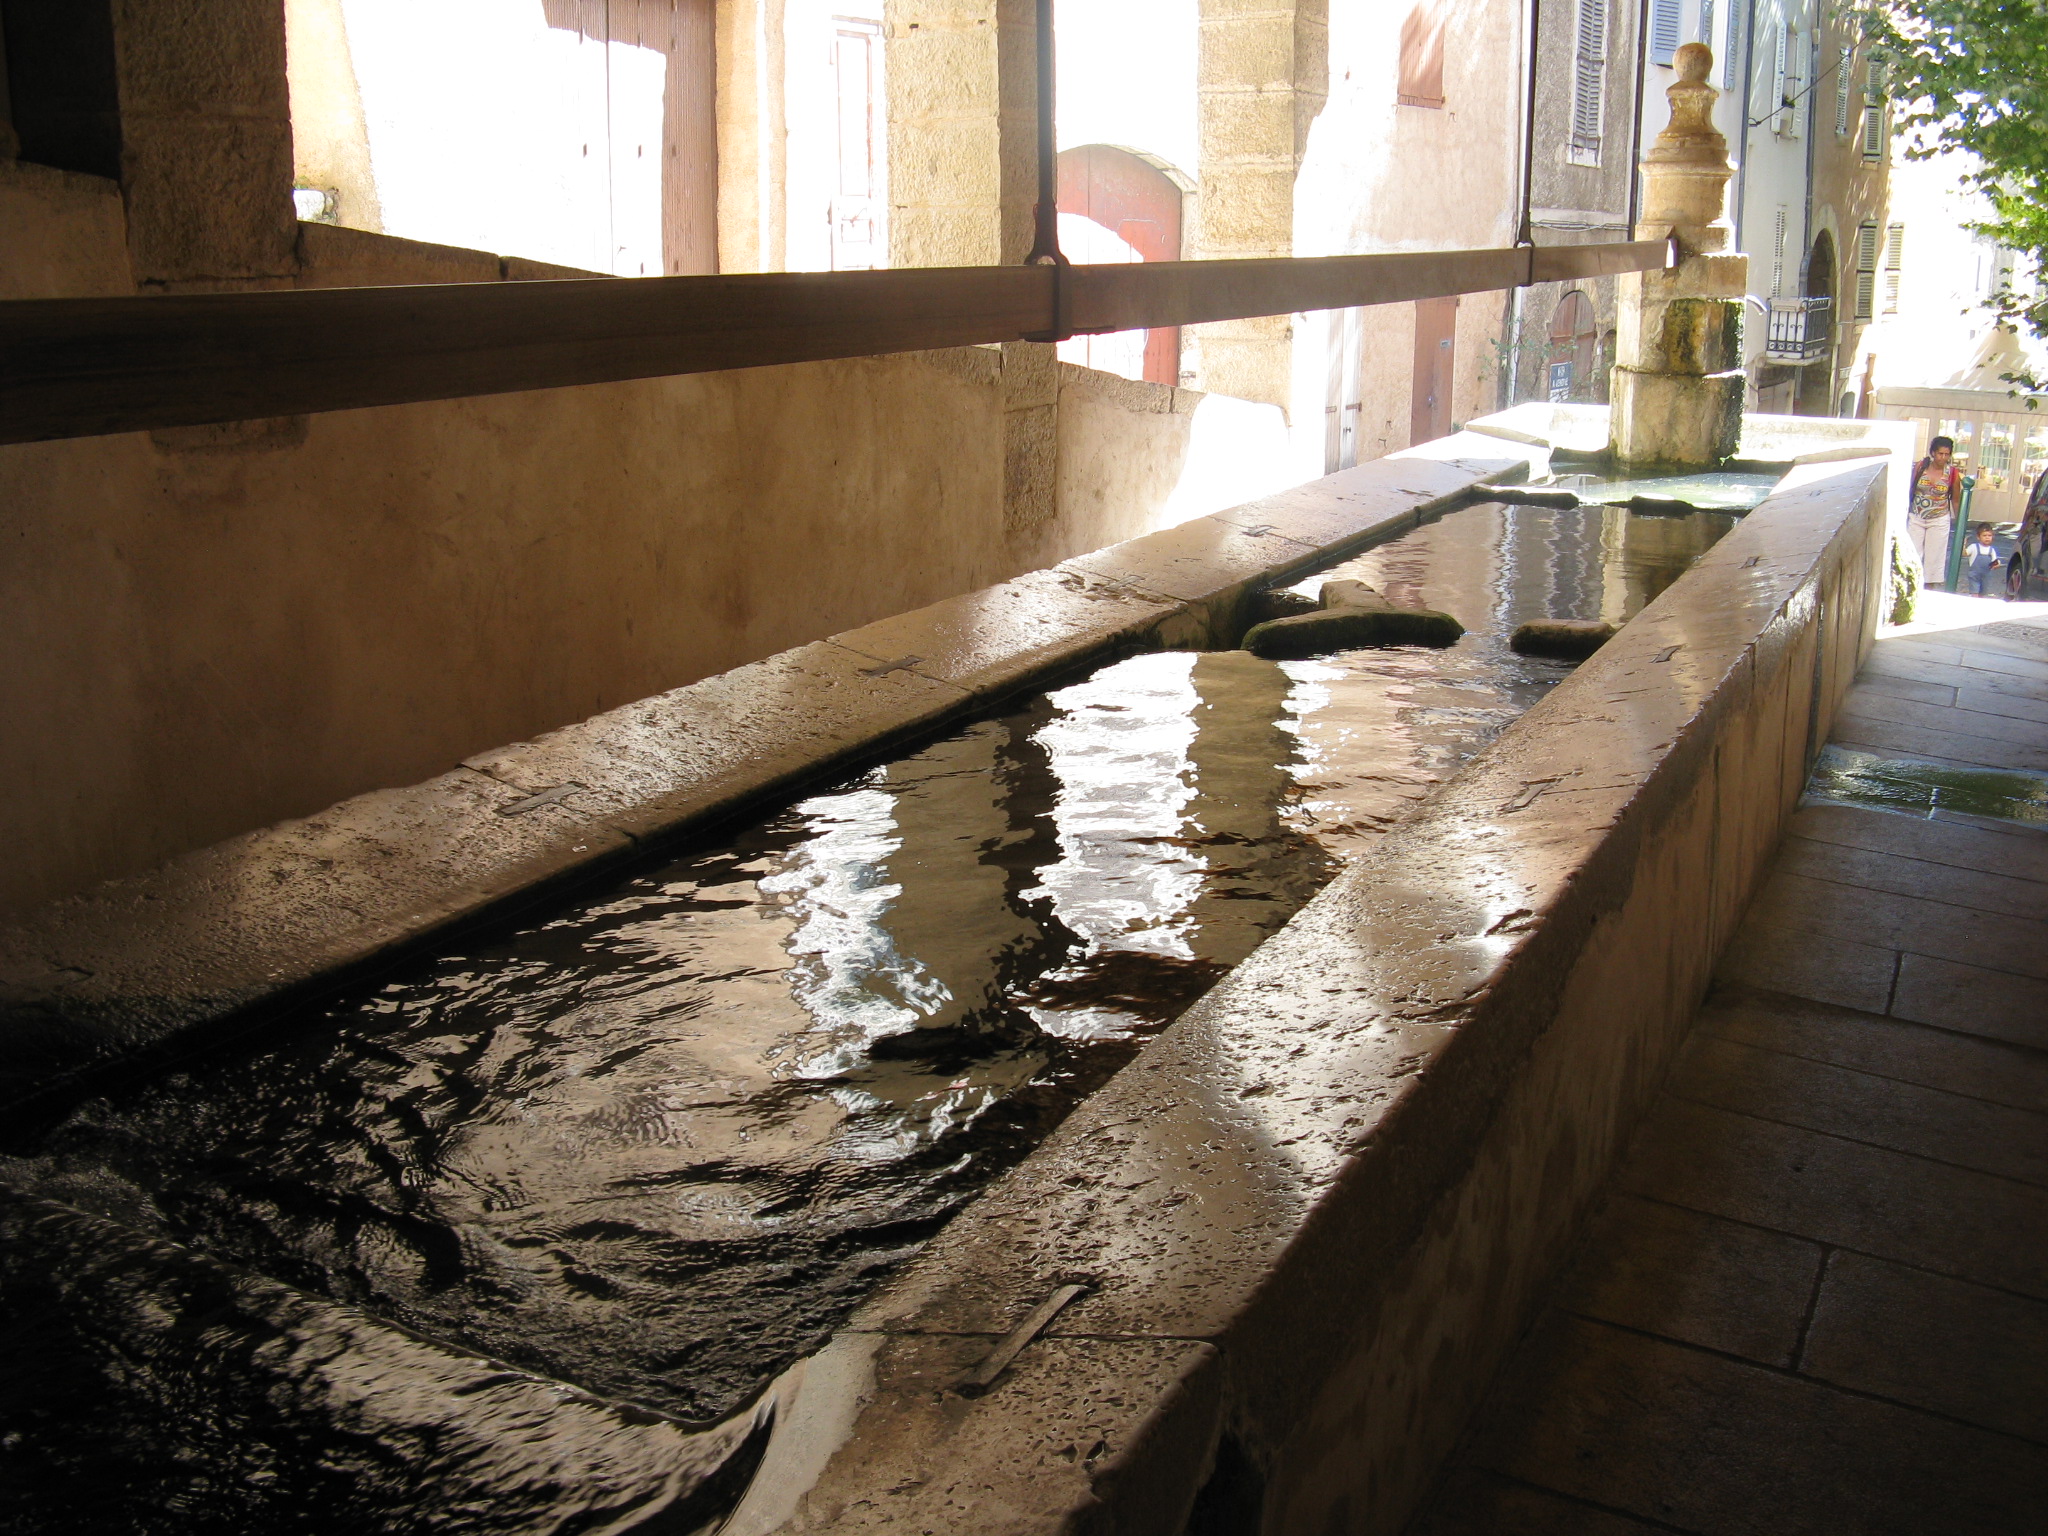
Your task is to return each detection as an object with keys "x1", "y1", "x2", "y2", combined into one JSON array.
[
  {"x1": 1835, "y1": 45, "x2": 1853, "y2": 135},
  {"x1": 1861, "y1": 101, "x2": 1884, "y2": 159},
  {"x1": 1649, "y1": 0, "x2": 1681, "y2": 65},
  {"x1": 1769, "y1": 26, "x2": 1789, "y2": 131},
  {"x1": 1723, "y1": 1, "x2": 1742, "y2": 88},
  {"x1": 1570, "y1": 0, "x2": 1606, "y2": 164},
  {"x1": 1771, "y1": 208, "x2": 1787, "y2": 296},
  {"x1": 1399, "y1": 4, "x2": 1446, "y2": 107},
  {"x1": 1854, "y1": 222, "x2": 1878, "y2": 319},
  {"x1": 1882, "y1": 224, "x2": 1904, "y2": 314}
]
